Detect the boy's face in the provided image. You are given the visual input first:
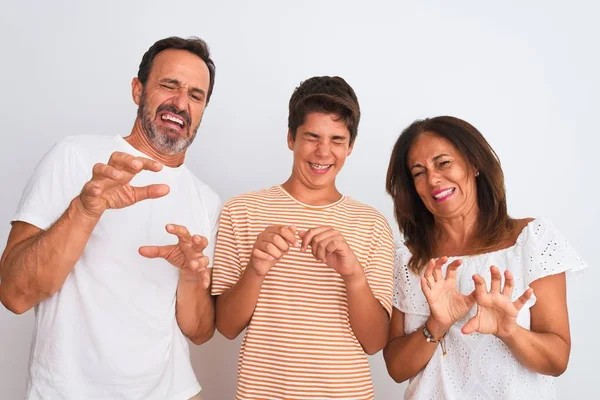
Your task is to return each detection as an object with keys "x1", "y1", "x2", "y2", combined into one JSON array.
[{"x1": 287, "y1": 112, "x2": 354, "y2": 193}]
